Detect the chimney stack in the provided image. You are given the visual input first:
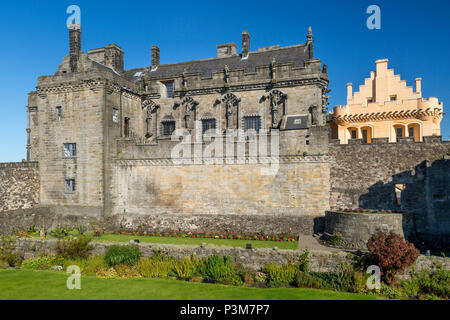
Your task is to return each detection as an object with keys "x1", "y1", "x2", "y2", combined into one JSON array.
[
  {"x1": 151, "y1": 46, "x2": 160, "y2": 70},
  {"x1": 347, "y1": 83, "x2": 353, "y2": 101},
  {"x1": 306, "y1": 26, "x2": 314, "y2": 59},
  {"x1": 242, "y1": 31, "x2": 250, "y2": 58},
  {"x1": 69, "y1": 23, "x2": 82, "y2": 72},
  {"x1": 415, "y1": 78, "x2": 422, "y2": 96}
]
